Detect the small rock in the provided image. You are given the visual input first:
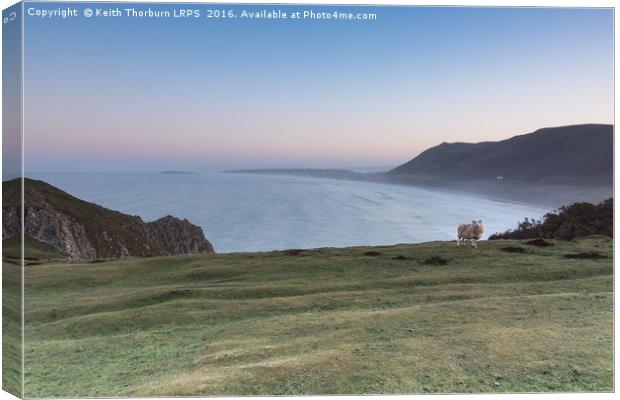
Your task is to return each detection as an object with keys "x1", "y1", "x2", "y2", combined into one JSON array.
[
  {"x1": 75, "y1": 346, "x2": 86, "y2": 353},
  {"x1": 494, "y1": 381, "x2": 501, "y2": 387}
]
